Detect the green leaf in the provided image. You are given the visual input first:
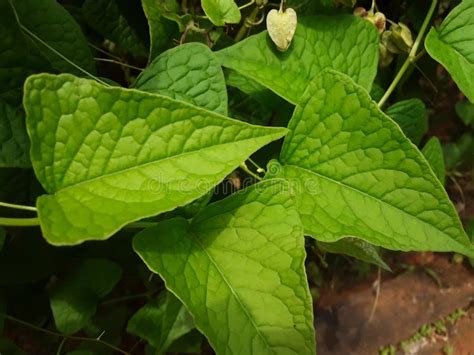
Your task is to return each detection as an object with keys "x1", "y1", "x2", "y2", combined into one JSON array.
[
  {"x1": 127, "y1": 291, "x2": 194, "y2": 353},
  {"x1": 10, "y1": 0, "x2": 96, "y2": 75},
  {"x1": 141, "y1": 0, "x2": 180, "y2": 60},
  {"x1": 83, "y1": 0, "x2": 149, "y2": 57},
  {"x1": 134, "y1": 180, "x2": 315, "y2": 355},
  {"x1": 135, "y1": 43, "x2": 228, "y2": 115},
  {"x1": 217, "y1": 15, "x2": 379, "y2": 104},
  {"x1": 50, "y1": 258, "x2": 122, "y2": 334},
  {"x1": 24, "y1": 74, "x2": 286, "y2": 245},
  {"x1": 318, "y1": 238, "x2": 390, "y2": 271},
  {"x1": 0, "y1": 102, "x2": 30, "y2": 168},
  {"x1": 425, "y1": 0, "x2": 474, "y2": 102},
  {"x1": 443, "y1": 133, "x2": 474, "y2": 169},
  {"x1": 422, "y1": 137, "x2": 446, "y2": 185},
  {"x1": 455, "y1": 101, "x2": 474, "y2": 127},
  {"x1": 385, "y1": 99, "x2": 428, "y2": 145},
  {"x1": 0, "y1": 1, "x2": 51, "y2": 106},
  {"x1": 201, "y1": 0, "x2": 241, "y2": 26},
  {"x1": 278, "y1": 70, "x2": 473, "y2": 257}
]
